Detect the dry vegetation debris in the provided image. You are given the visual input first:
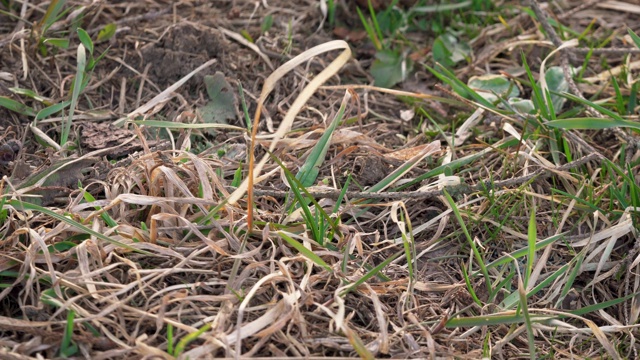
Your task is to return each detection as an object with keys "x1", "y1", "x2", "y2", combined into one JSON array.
[{"x1": 0, "y1": 0, "x2": 640, "y2": 359}]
